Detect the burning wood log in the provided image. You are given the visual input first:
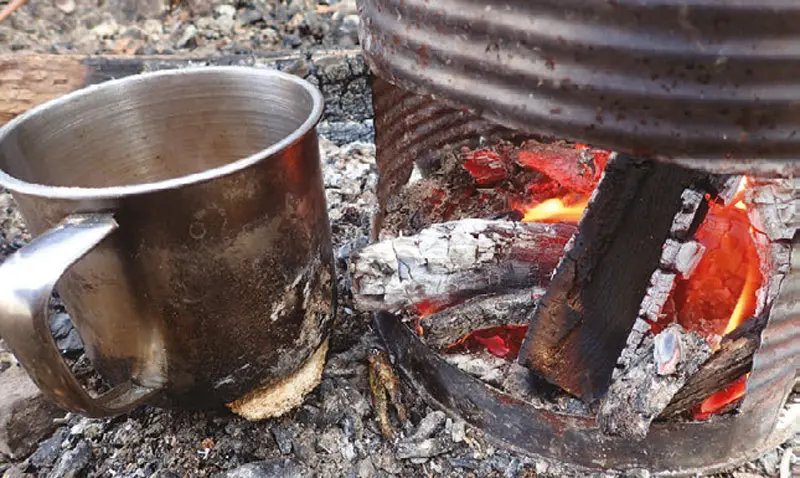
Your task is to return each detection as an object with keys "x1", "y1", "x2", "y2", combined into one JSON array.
[
  {"x1": 597, "y1": 324, "x2": 713, "y2": 441},
  {"x1": 602, "y1": 173, "x2": 787, "y2": 433},
  {"x1": 517, "y1": 155, "x2": 710, "y2": 401},
  {"x1": 614, "y1": 191, "x2": 708, "y2": 378},
  {"x1": 659, "y1": 315, "x2": 767, "y2": 419},
  {"x1": 419, "y1": 289, "x2": 542, "y2": 349},
  {"x1": 348, "y1": 219, "x2": 576, "y2": 312}
]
